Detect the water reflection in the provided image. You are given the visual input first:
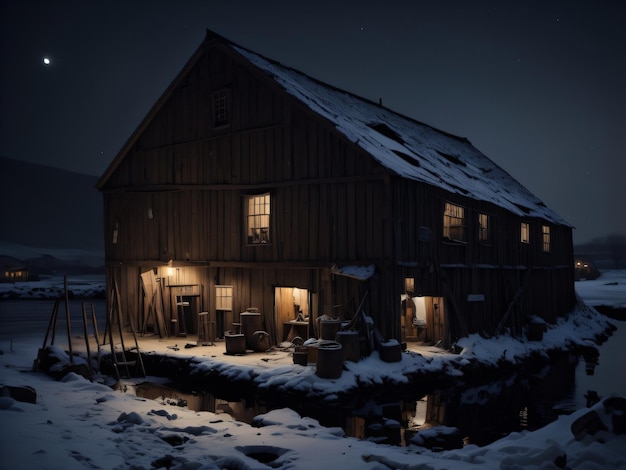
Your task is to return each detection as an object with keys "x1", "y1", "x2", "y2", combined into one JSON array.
[
  {"x1": 133, "y1": 350, "x2": 580, "y2": 449},
  {"x1": 297, "y1": 351, "x2": 580, "y2": 448},
  {"x1": 445, "y1": 352, "x2": 577, "y2": 447},
  {"x1": 581, "y1": 346, "x2": 600, "y2": 375},
  {"x1": 134, "y1": 321, "x2": 625, "y2": 450},
  {"x1": 134, "y1": 382, "x2": 264, "y2": 425},
  {"x1": 574, "y1": 320, "x2": 626, "y2": 409}
]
